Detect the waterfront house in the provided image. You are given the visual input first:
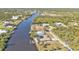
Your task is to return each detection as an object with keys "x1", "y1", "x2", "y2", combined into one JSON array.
[
  {"x1": 4, "y1": 23, "x2": 16, "y2": 28},
  {"x1": 0, "y1": 29, "x2": 7, "y2": 34},
  {"x1": 36, "y1": 31, "x2": 51, "y2": 41},
  {"x1": 36, "y1": 31, "x2": 44, "y2": 37},
  {"x1": 3, "y1": 20, "x2": 12, "y2": 24}
]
